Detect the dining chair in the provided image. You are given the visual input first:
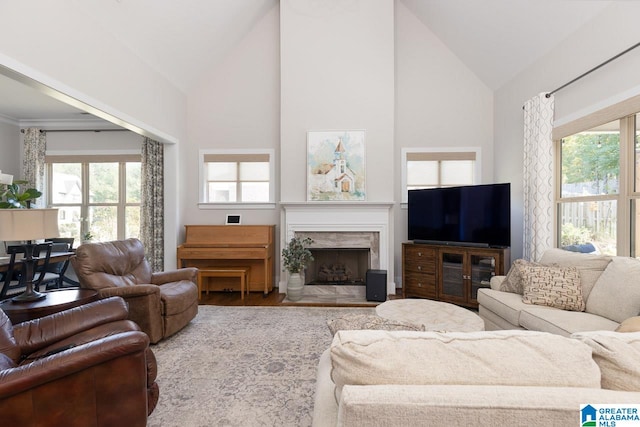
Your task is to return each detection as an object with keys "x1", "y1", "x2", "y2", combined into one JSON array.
[
  {"x1": 0, "y1": 243, "x2": 53, "y2": 300},
  {"x1": 41, "y1": 238, "x2": 75, "y2": 289}
]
